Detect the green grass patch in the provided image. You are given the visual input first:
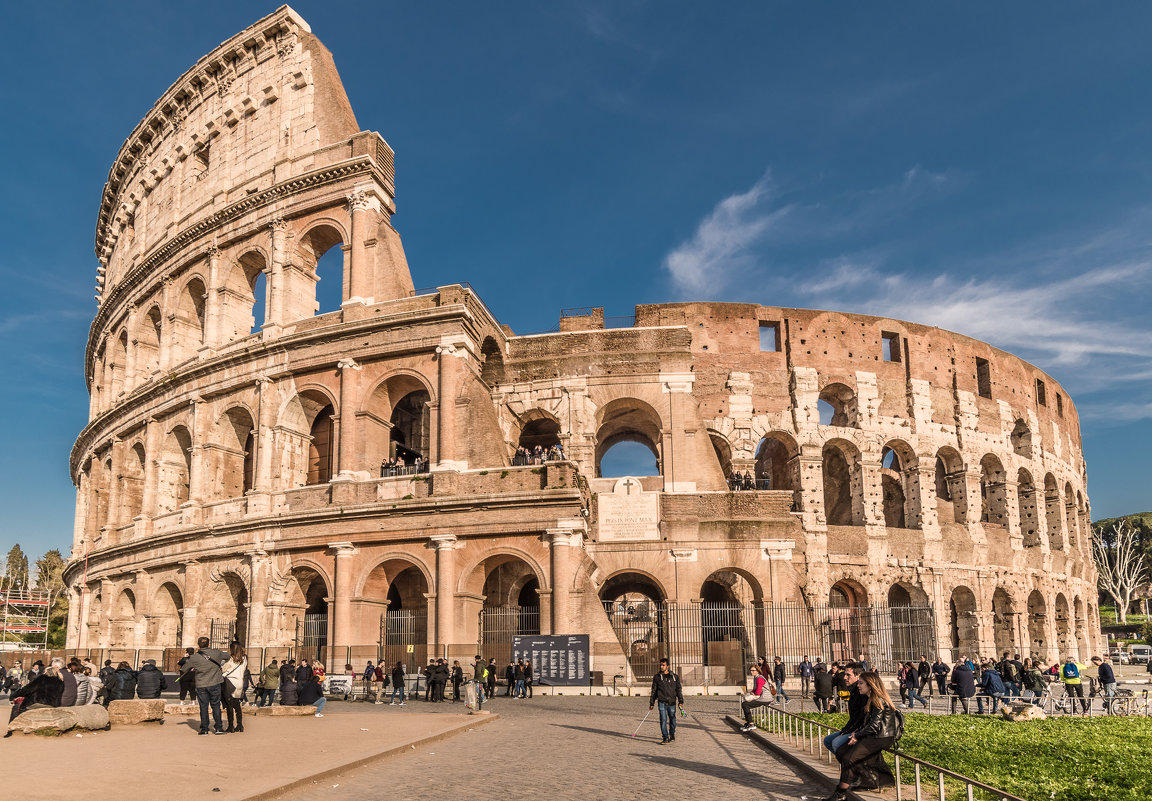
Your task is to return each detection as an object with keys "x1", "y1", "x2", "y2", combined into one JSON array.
[{"x1": 773, "y1": 713, "x2": 1152, "y2": 801}]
